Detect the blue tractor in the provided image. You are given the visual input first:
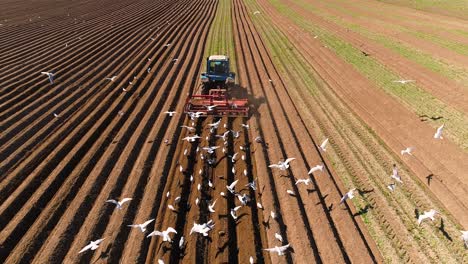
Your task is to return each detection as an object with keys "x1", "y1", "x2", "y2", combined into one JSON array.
[{"x1": 200, "y1": 55, "x2": 235, "y2": 91}]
